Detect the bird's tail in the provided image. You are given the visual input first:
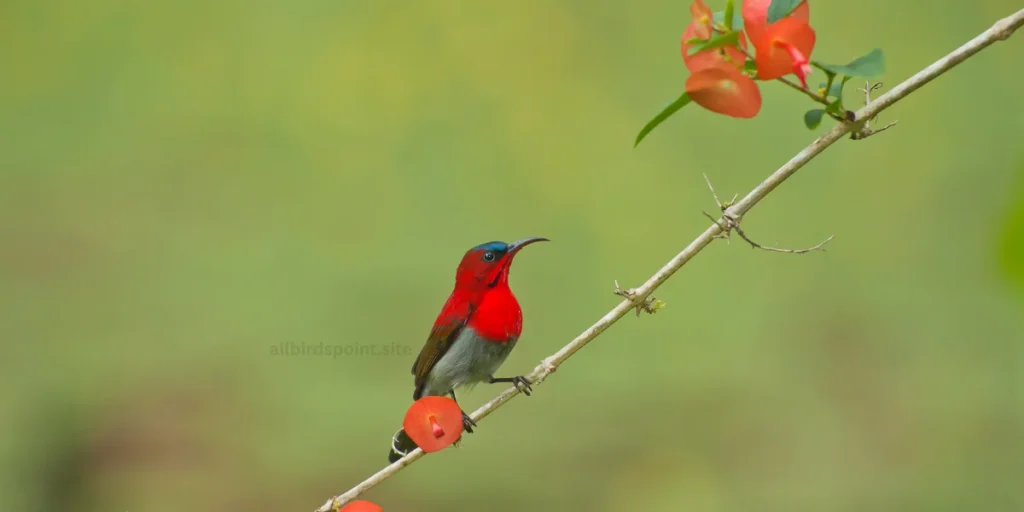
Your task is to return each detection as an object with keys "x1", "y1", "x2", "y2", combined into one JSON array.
[{"x1": 387, "y1": 428, "x2": 419, "y2": 463}]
